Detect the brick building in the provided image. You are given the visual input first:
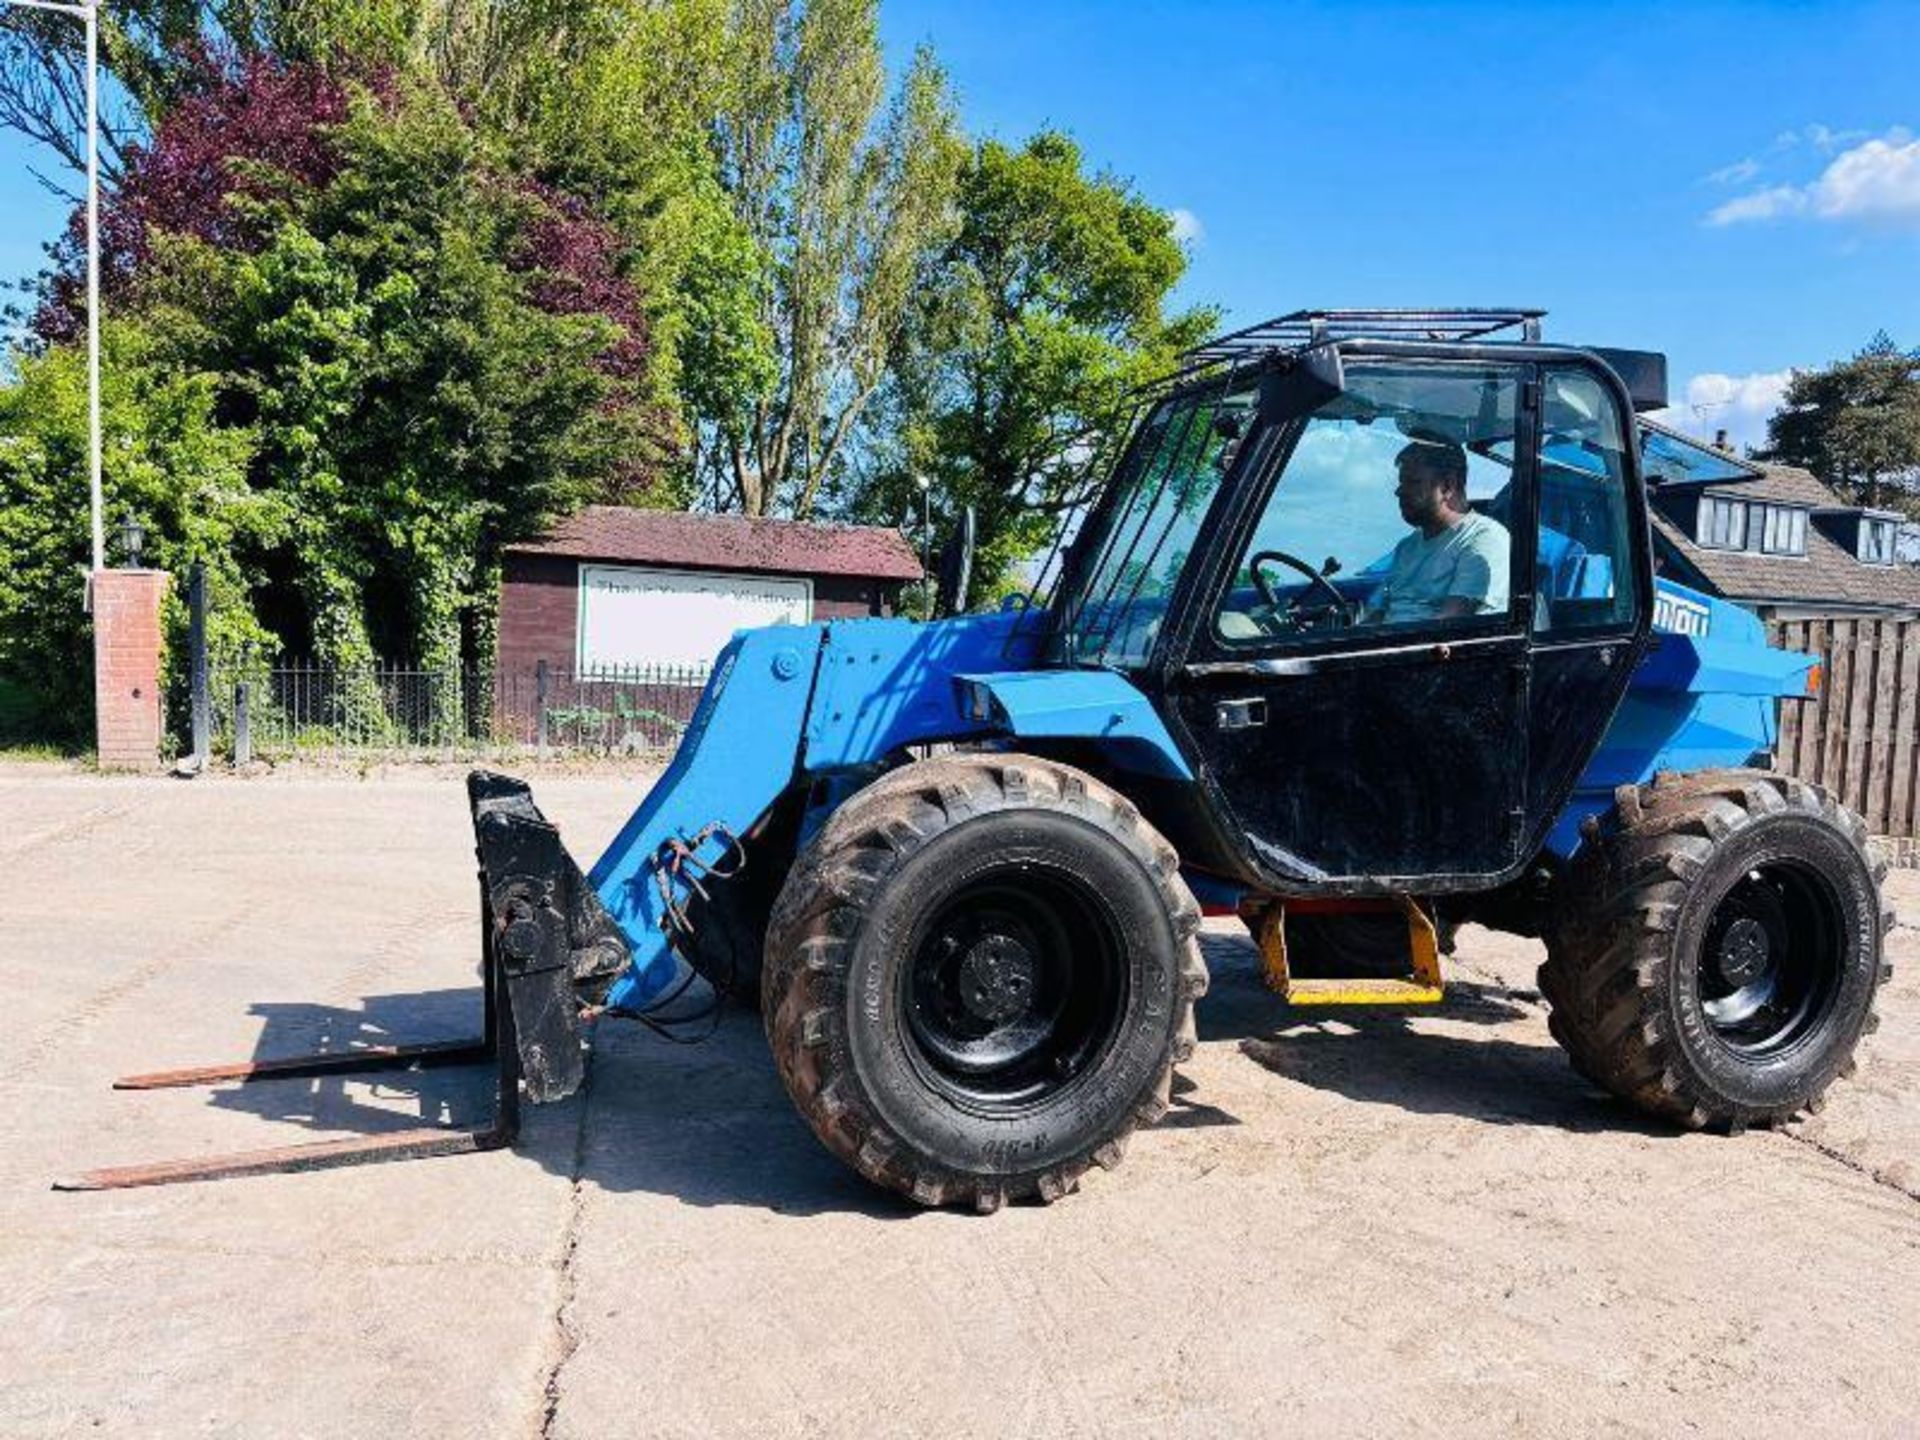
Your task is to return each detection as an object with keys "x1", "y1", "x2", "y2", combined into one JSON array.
[{"x1": 498, "y1": 506, "x2": 923, "y2": 682}]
